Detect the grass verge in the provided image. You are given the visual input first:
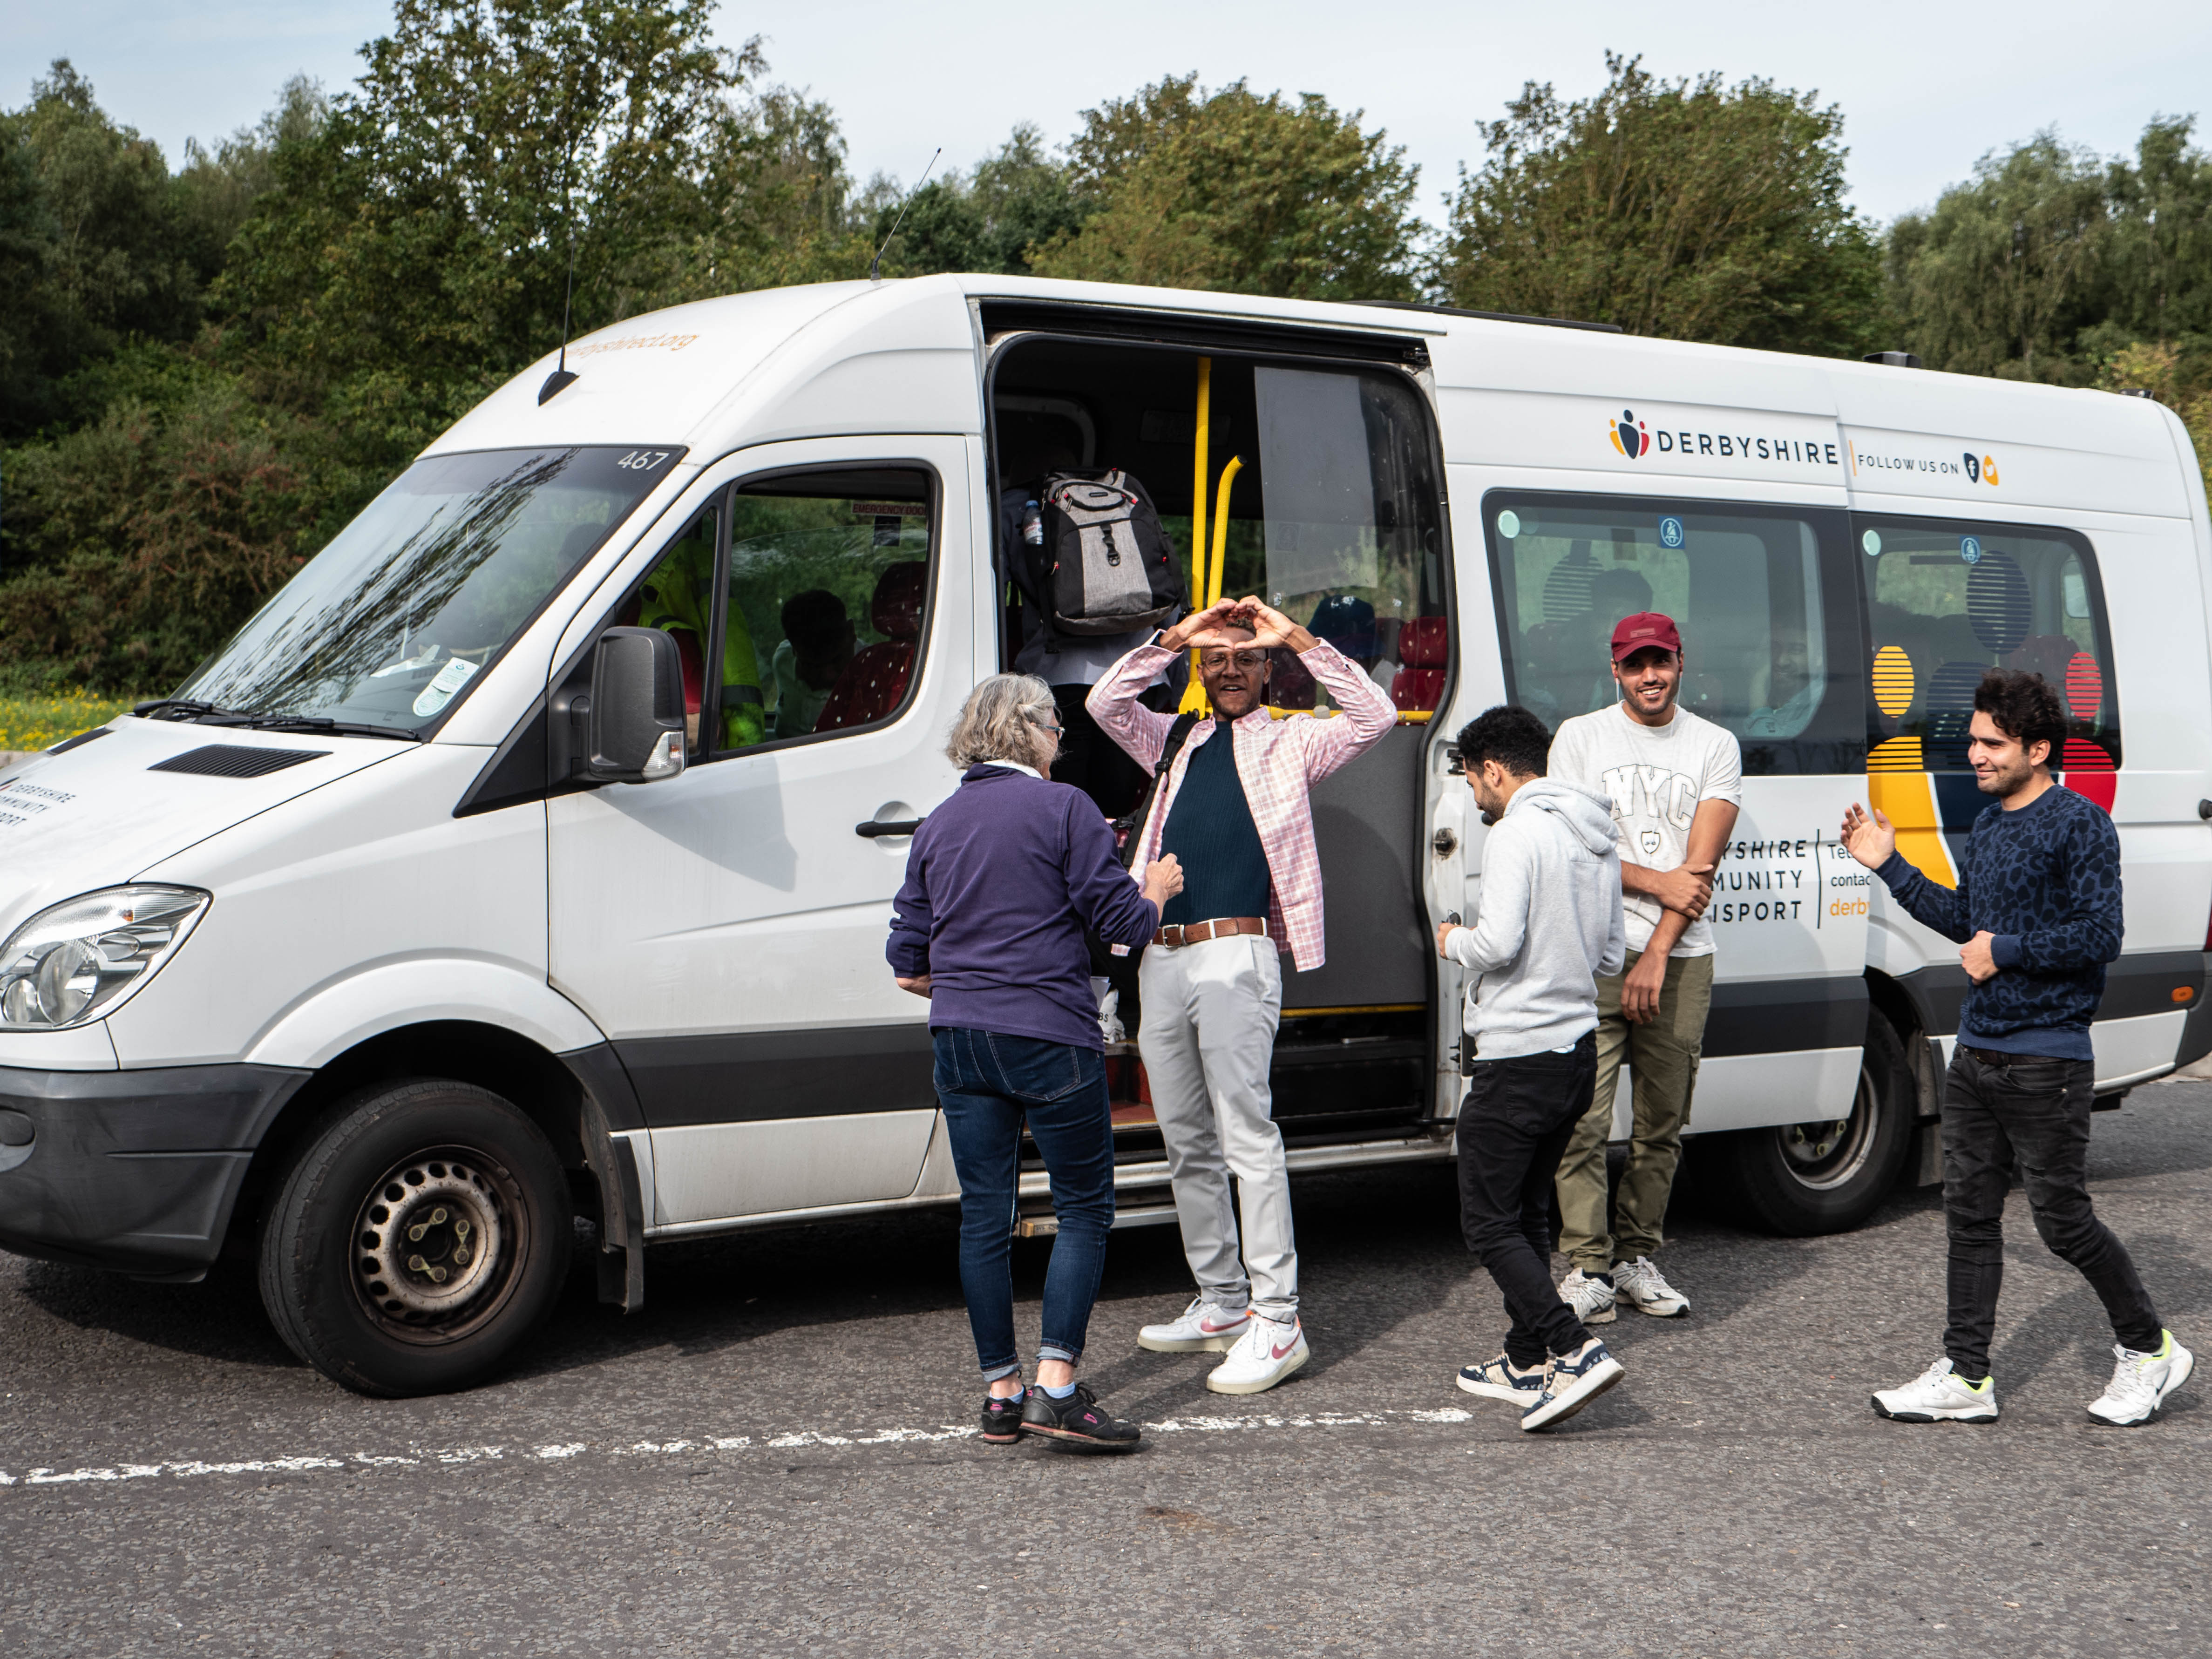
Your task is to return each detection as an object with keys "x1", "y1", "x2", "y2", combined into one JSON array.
[{"x1": 0, "y1": 691, "x2": 144, "y2": 752}]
